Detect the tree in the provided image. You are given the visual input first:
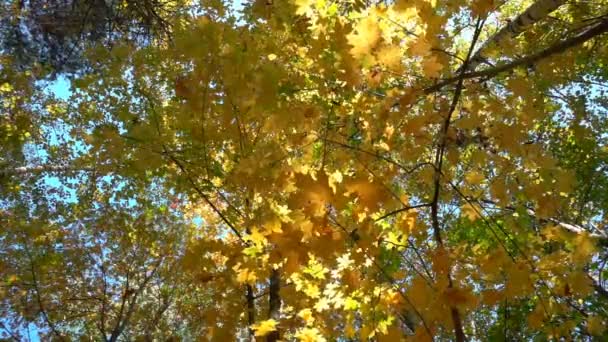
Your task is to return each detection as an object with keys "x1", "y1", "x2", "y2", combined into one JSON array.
[
  {"x1": 2, "y1": 0, "x2": 608, "y2": 340},
  {"x1": 0, "y1": 0, "x2": 184, "y2": 75}
]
